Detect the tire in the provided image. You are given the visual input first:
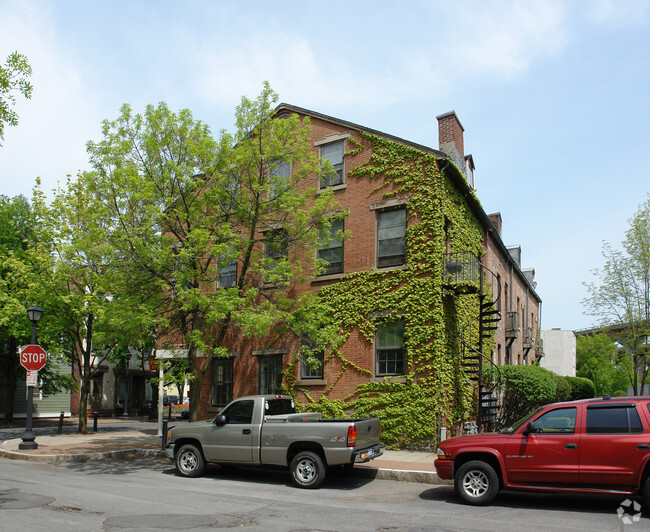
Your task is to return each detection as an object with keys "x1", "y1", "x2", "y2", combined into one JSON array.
[
  {"x1": 175, "y1": 443, "x2": 206, "y2": 478},
  {"x1": 454, "y1": 460, "x2": 499, "y2": 505},
  {"x1": 643, "y1": 476, "x2": 650, "y2": 515},
  {"x1": 290, "y1": 451, "x2": 326, "y2": 489}
]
